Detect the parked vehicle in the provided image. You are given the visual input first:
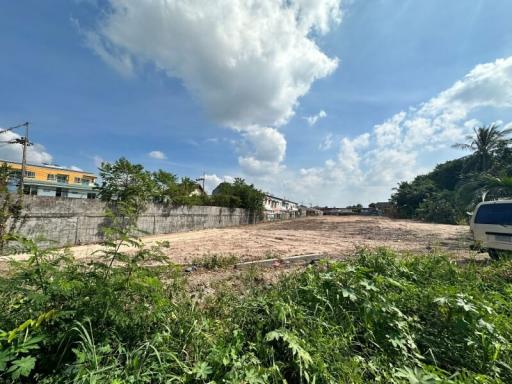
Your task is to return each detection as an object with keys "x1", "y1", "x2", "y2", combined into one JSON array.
[{"x1": 470, "y1": 200, "x2": 512, "y2": 259}]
